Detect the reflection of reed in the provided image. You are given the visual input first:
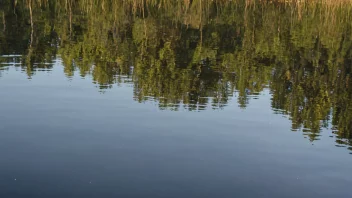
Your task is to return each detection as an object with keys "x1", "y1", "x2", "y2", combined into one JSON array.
[
  {"x1": 24, "y1": 0, "x2": 352, "y2": 30},
  {"x1": 27, "y1": 0, "x2": 33, "y2": 48},
  {"x1": 26, "y1": 0, "x2": 34, "y2": 78},
  {"x1": 29, "y1": 0, "x2": 352, "y2": 6}
]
